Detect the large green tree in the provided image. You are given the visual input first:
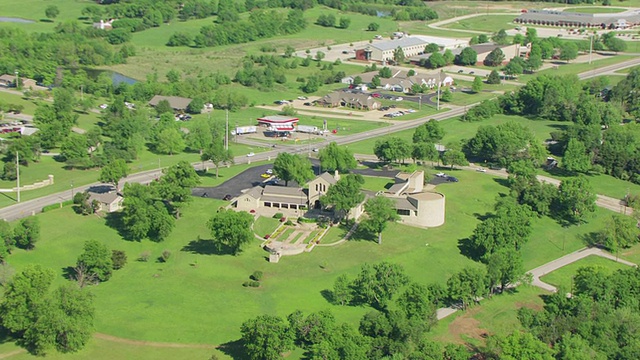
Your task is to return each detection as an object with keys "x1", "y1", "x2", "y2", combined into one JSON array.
[
  {"x1": 76, "y1": 240, "x2": 113, "y2": 283},
  {"x1": 241, "y1": 315, "x2": 294, "y2": 360},
  {"x1": 373, "y1": 137, "x2": 411, "y2": 163},
  {"x1": 318, "y1": 142, "x2": 357, "y2": 173},
  {"x1": 413, "y1": 121, "x2": 445, "y2": 143},
  {"x1": 23, "y1": 285, "x2": 94, "y2": 355},
  {"x1": 201, "y1": 139, "x2": 233, "y2": 178},
  {"x1": 556, "y1": 176, "x2": 597, "y2": 225},
  {"x1": 0, "y1": 265, "x2": 54, "y2": 334},
  {"x1": 562, "y1": 138, "x2": 591, "y2": 173},
  {"x1": 273, "y1": 153, "x2": 314, "y2": 186},
  {"x1": 13, "y1": 217, "x2": 40, "y2": 250},
  {"x1": 156, "y1": 161, "x2": 201, "y2": 218},
  {"x1": 208, "y1": 209, "x2": 254, "y2": 255},
  {"x1": 320, "y1": 174, "x2": 364, "y2": 220},
  {"x1": 99, "y1": 159, "x2": 129, "y2": 190},
  {"x1": 362, "y1": 196, "x2": 400, "y2": 245},
  {"x1": 351, "y1": 261, "x2": 409, "y2": 309},
  {"x1": 446, "y1": 266, "x2": 486, "y2": 310},
  {"x1": 598, "y1": 214, "x2": 640, "y2": 251}
]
